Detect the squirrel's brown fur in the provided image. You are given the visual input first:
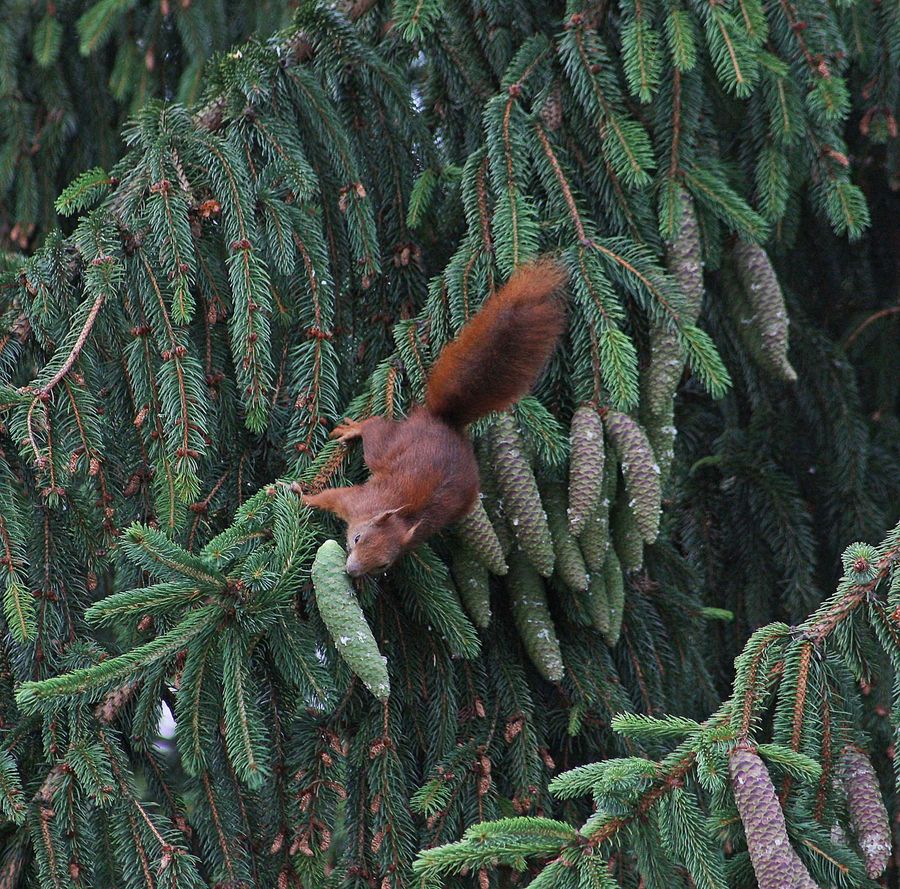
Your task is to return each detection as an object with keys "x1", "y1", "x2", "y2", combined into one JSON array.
[{"x1": 303, "y1": 260, "x2": 567, "y2": 576}]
